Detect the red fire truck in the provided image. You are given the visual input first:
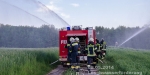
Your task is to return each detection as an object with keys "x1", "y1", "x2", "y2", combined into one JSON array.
[{"x1": 59, "y1": 26, "x2": 96, "y2": 66}]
